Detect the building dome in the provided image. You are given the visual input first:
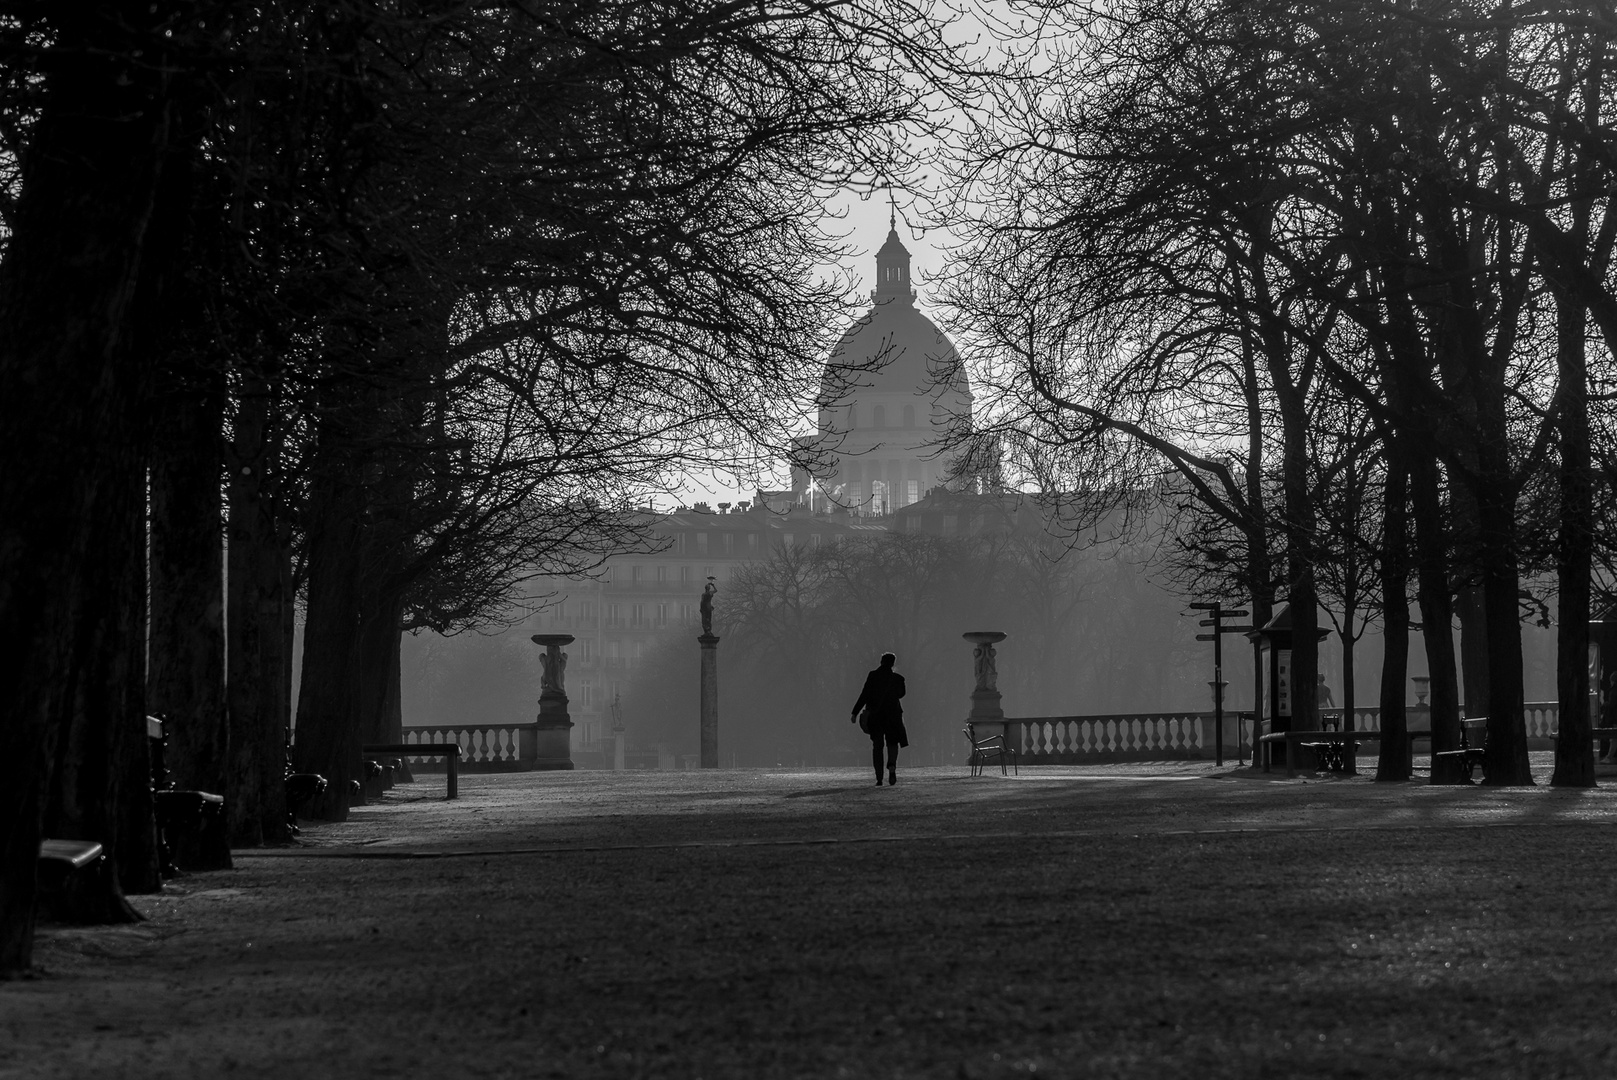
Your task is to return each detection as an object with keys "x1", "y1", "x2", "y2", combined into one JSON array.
[
  {"x1": 794, "y1": 225, "x2": 974, "y2": 517},
  {"x1": 817, "y1": 227, "x2": 972, "y2": 415}
]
